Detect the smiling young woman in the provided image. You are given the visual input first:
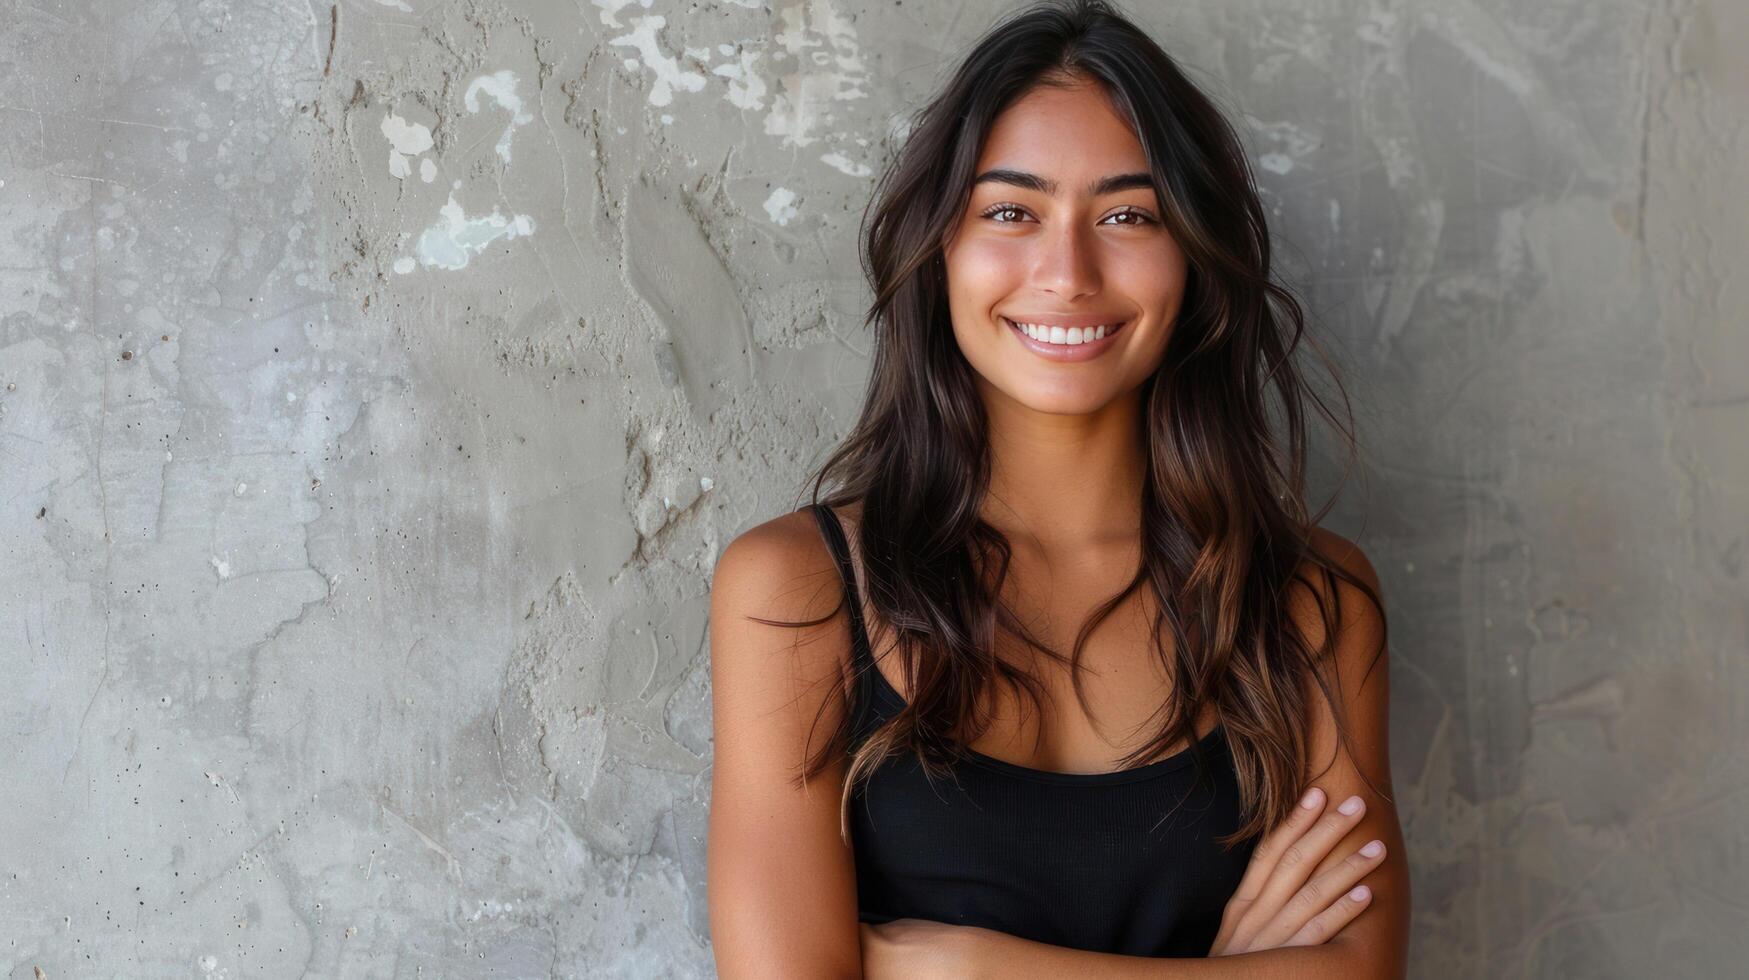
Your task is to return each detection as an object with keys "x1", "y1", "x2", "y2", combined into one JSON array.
[{"x1": 707, "y1": 2, "x2": 1409, "y2": 977}]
